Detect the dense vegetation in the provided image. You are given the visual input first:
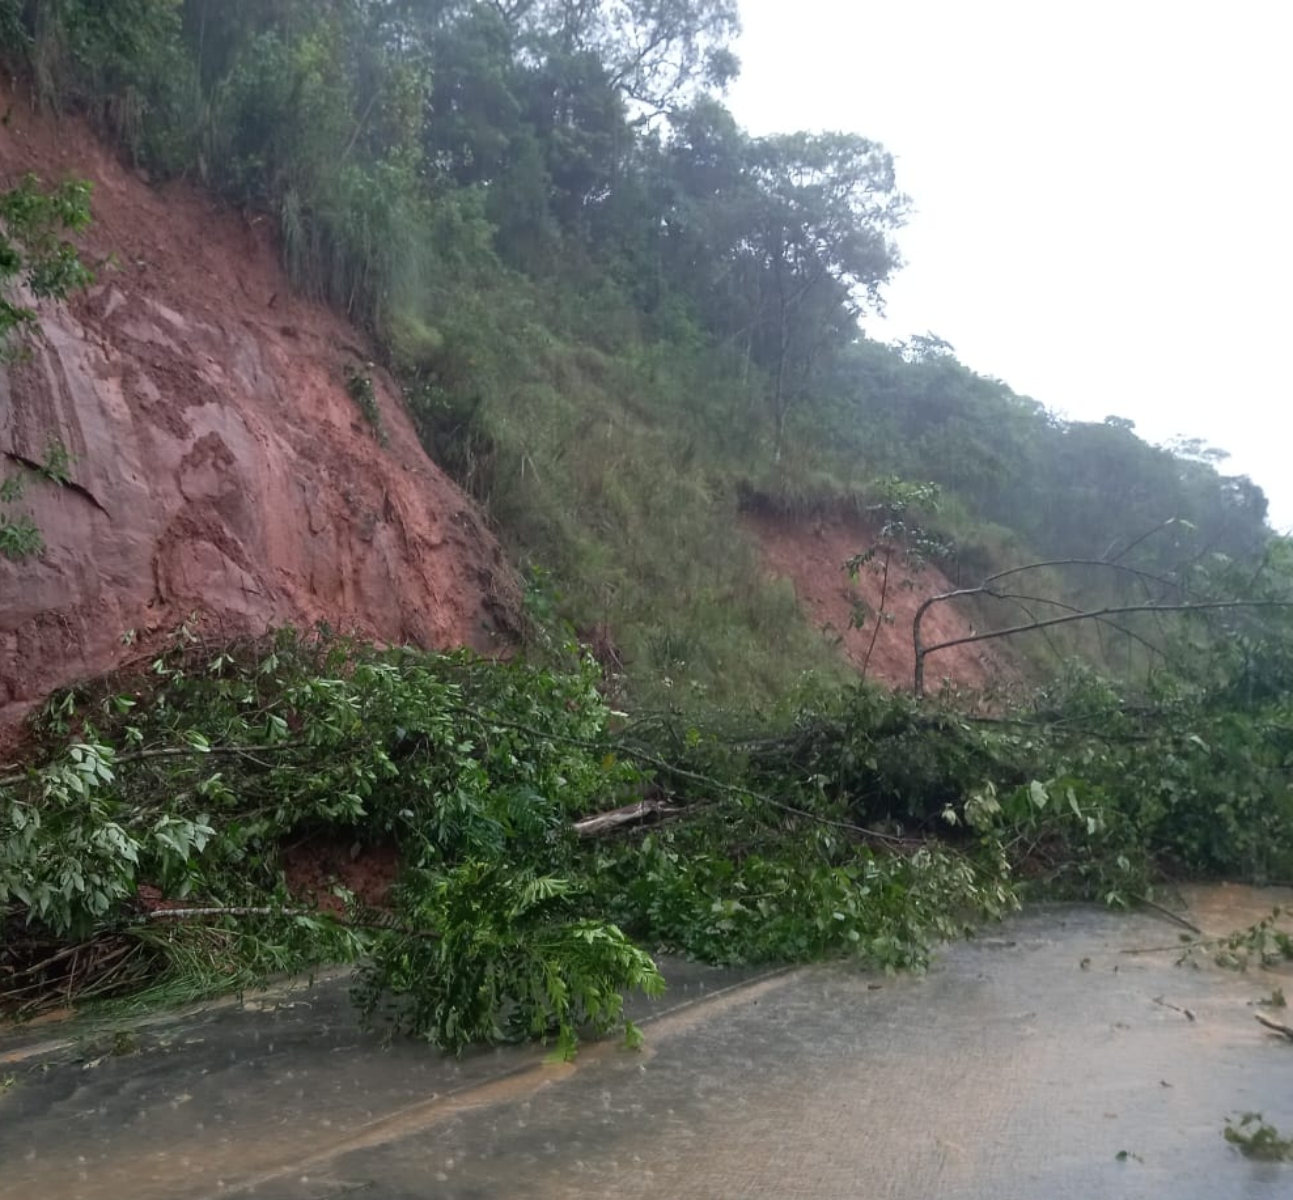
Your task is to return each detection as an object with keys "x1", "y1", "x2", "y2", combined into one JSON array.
[
  {"x1": 2, "y1": 3, "x2": 1291, "y2": 1052},
  {"x1": 0, "y1": 170, "x2": 92, "y2": 558},
  {"x1": 3, "y1": 608, "x2": 1292, "y2": 1049}
]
